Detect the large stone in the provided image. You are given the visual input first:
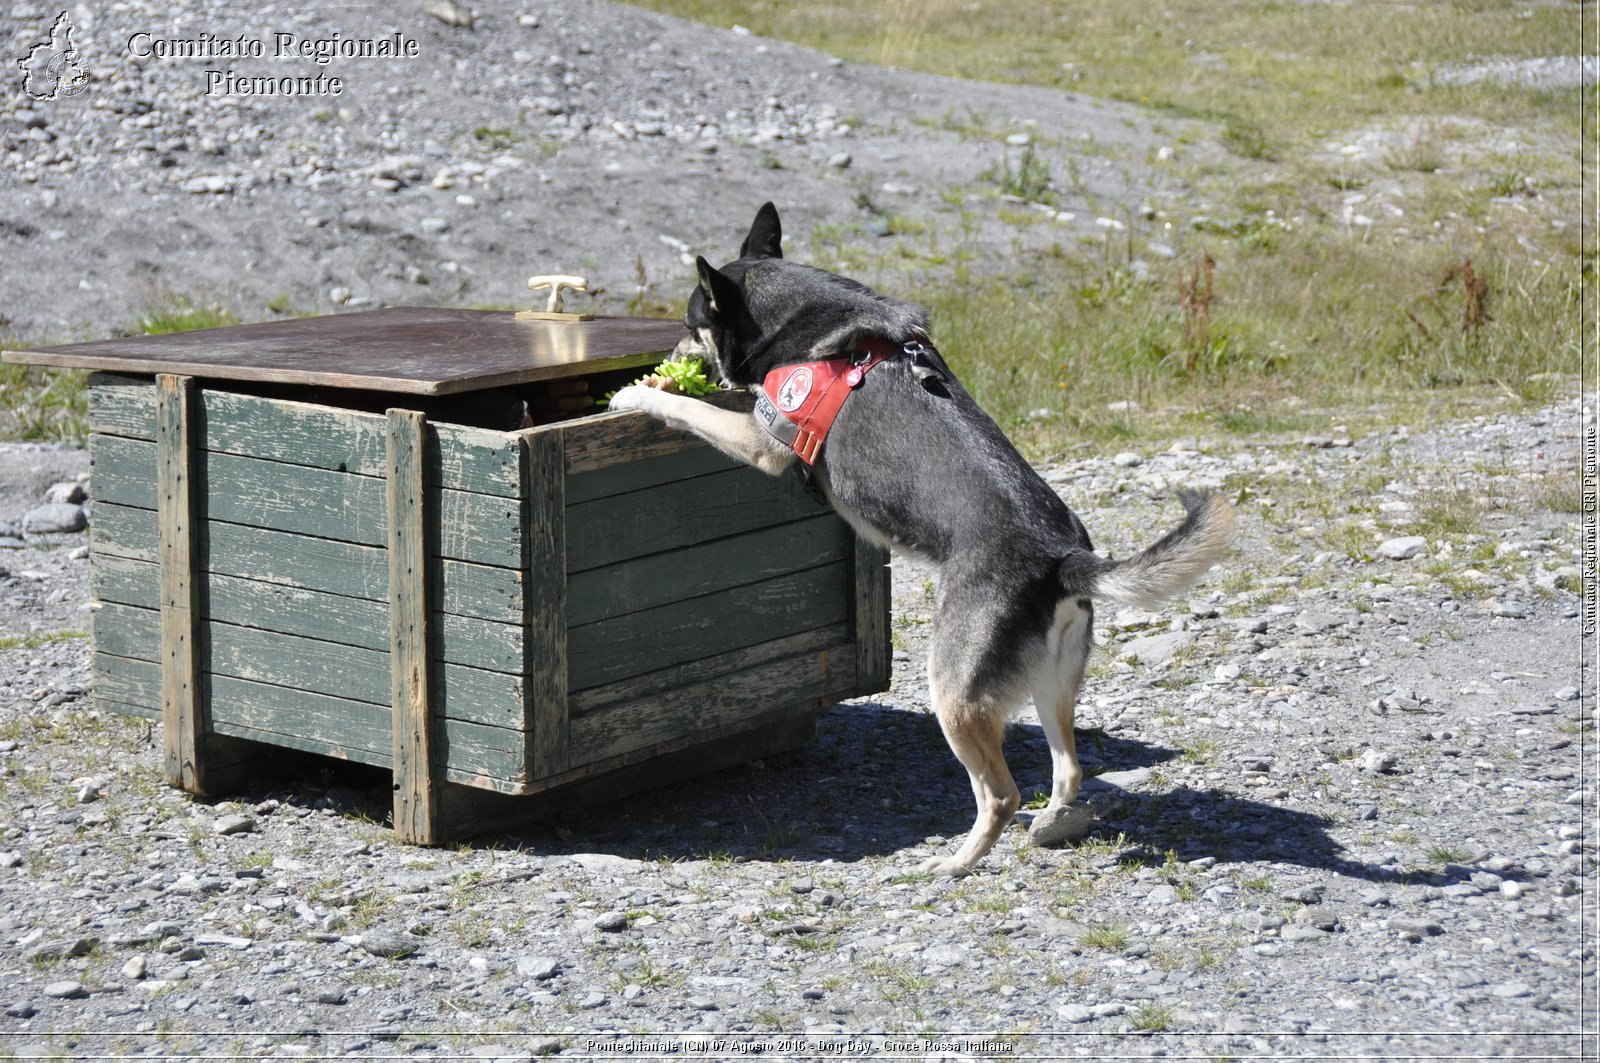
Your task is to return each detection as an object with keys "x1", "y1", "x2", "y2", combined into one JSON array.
[
  {"x1": 1028, "y1": 803, "x2": 1096, "y2": 846},
  {"x1": 1378, "y1": 536, "x2": 1428, "y2": 560},
  {"x1": 45, "y1": 481, "x2": 86, "y2": 504},
  {"x1": 1119, "y1": 630, "x2": 1193, "y2": 666},
  {"x1": 21, "y1": 502, "x2": 86, "y2": 534}
]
